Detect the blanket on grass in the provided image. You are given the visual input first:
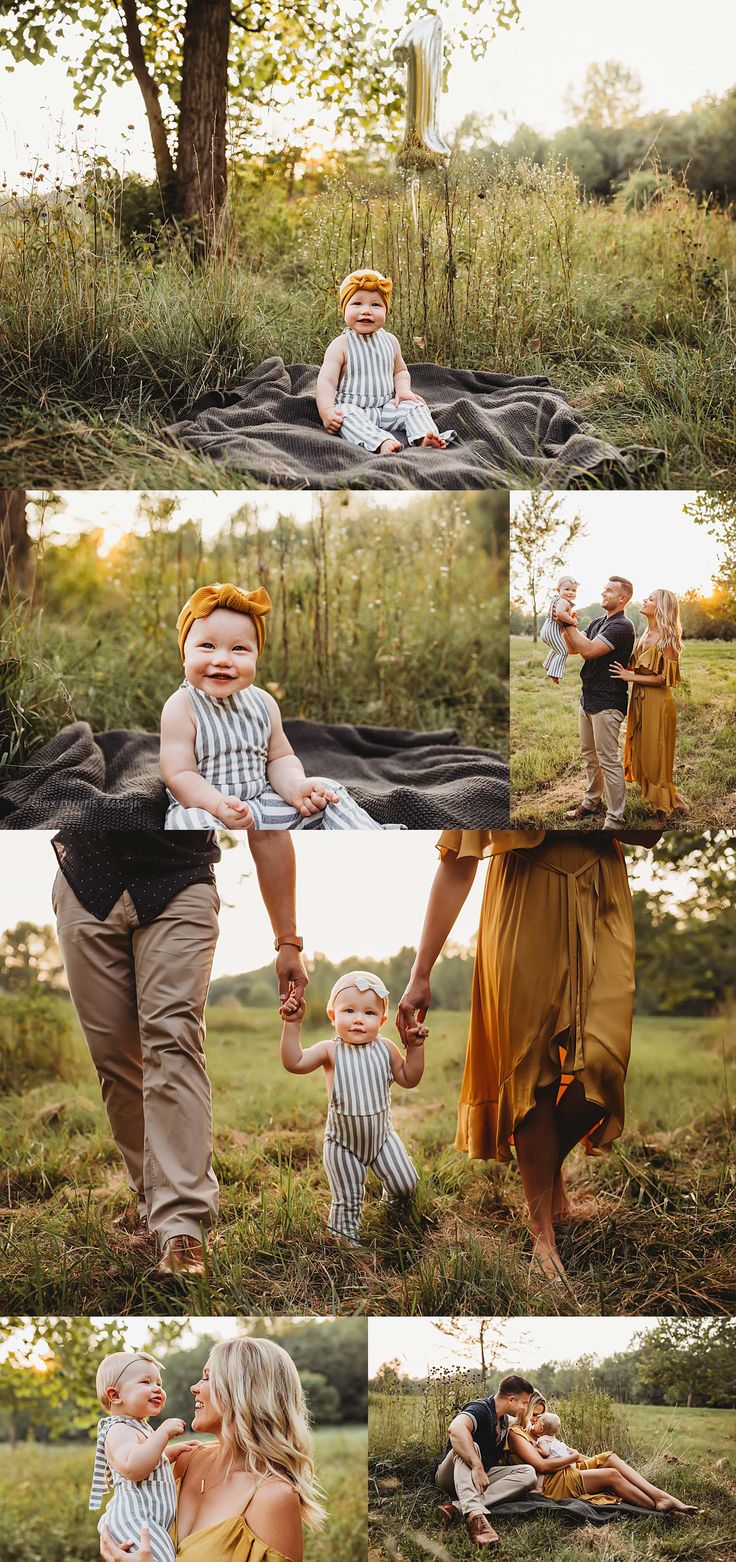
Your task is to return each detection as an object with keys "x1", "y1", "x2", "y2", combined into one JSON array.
[
  {"x1": 481, "y1": 1494, "x2": 673, "y2": 1527},
  {"x1": 0, "y1": 720, "x2": 508, "y2": 830},
  {"x1": 162, "y1": 357, "x2": 663, "y2": 490}
]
